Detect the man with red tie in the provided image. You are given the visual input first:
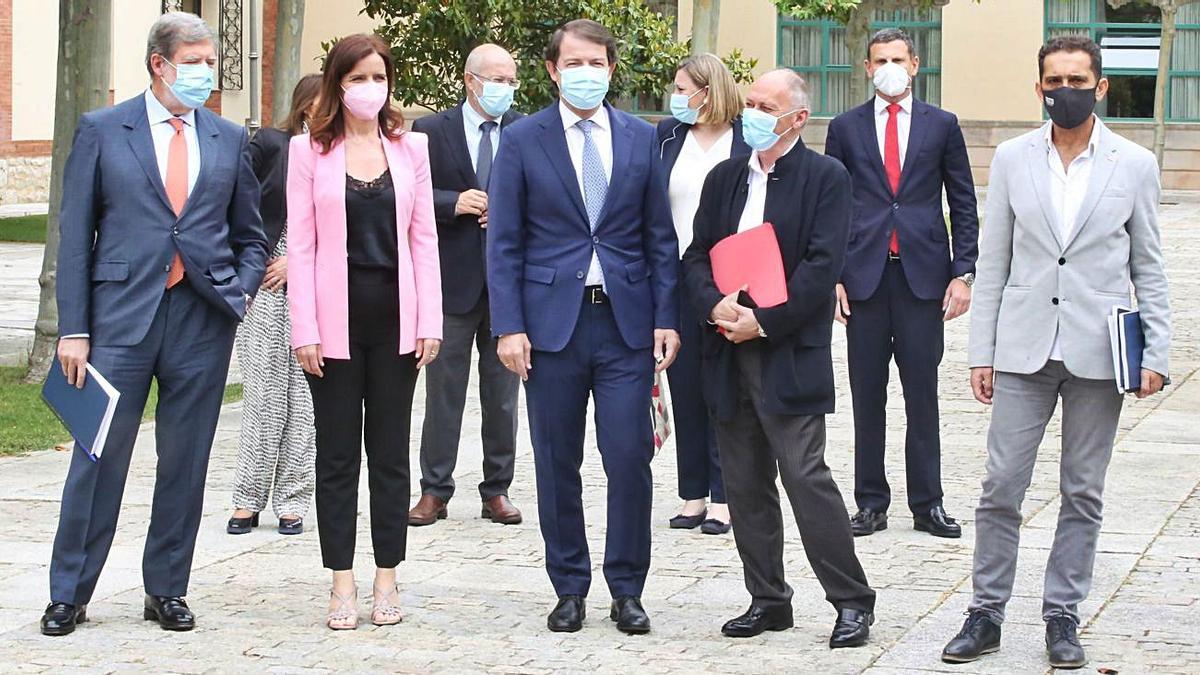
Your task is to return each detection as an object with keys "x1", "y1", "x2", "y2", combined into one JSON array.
[{"x1": 824, "y1": 28, "x2": 978, "y2": 539}]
